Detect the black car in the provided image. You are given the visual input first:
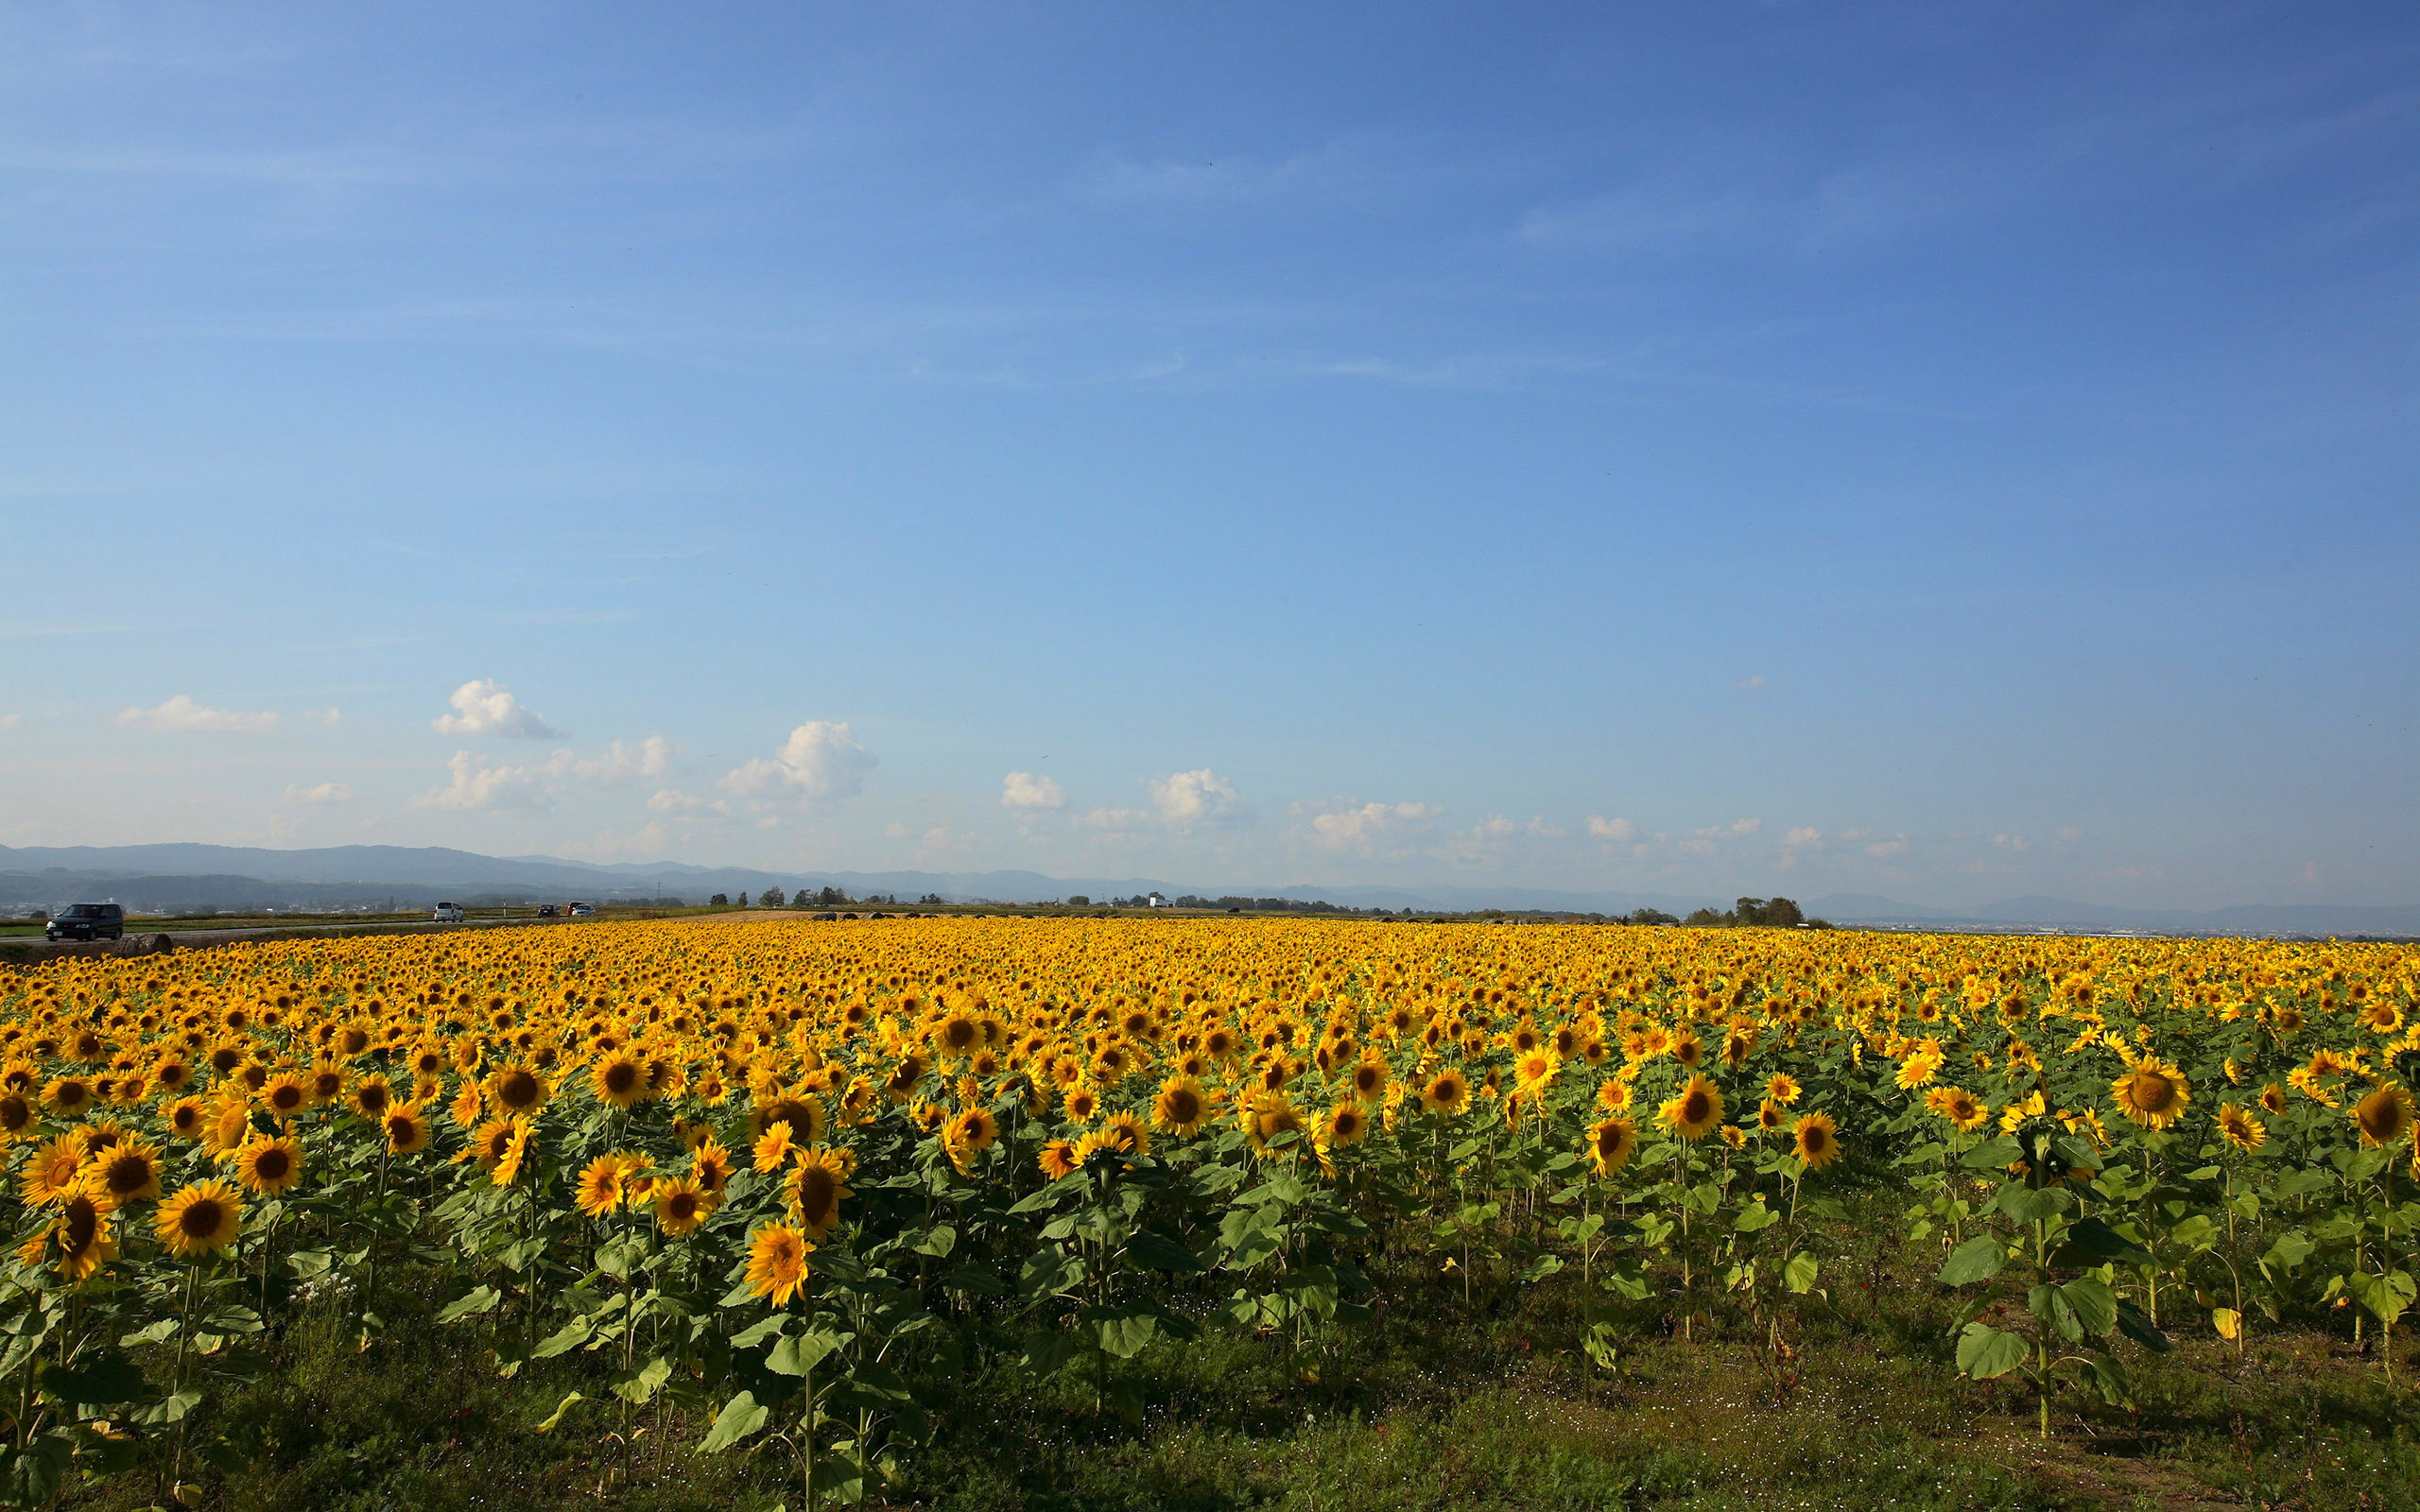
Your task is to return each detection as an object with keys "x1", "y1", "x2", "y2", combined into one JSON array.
[
  {"x1": 47, "y1": 903, "x2": 125, "y2": 942},
  {"x1": 536, "y1": 904, "x2": 559, "y2": 918}
]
